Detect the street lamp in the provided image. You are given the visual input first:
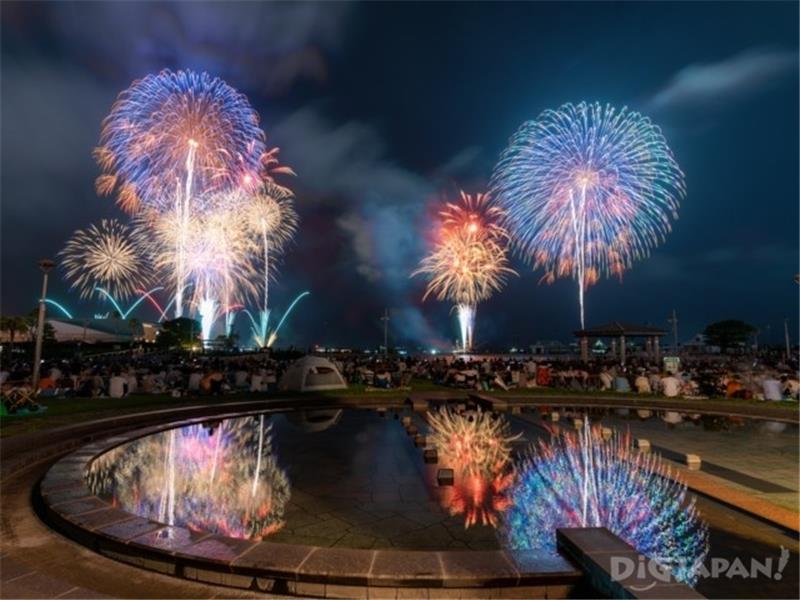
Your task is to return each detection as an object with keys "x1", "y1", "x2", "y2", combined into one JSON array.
[{"x1": 31, "y1": 259, "x2": 55, "y2": 391}]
